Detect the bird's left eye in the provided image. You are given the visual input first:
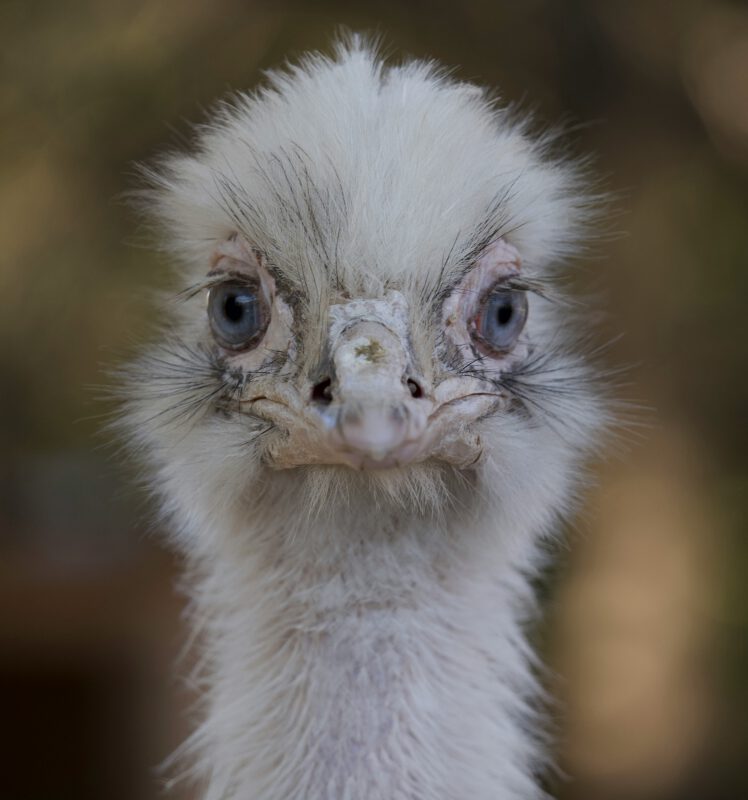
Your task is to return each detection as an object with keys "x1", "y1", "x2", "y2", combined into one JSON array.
[
  {"x1": 473, "y1": 289, "x2": 528, "y2": 354},
  {"x1": 208, "y1": 280, "x2": 269, "y2": 350}
]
